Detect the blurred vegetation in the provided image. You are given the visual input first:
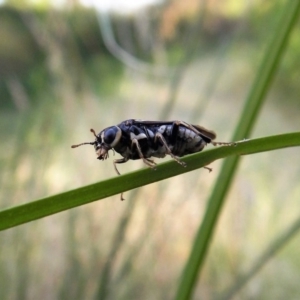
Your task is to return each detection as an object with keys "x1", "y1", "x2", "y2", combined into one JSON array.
[
  {"x1": 0, "y1": 0, "x2": 300, "y2": 300},
  {"x1": 0, "y1": 5, "x2": 123, "y2": 112}
]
